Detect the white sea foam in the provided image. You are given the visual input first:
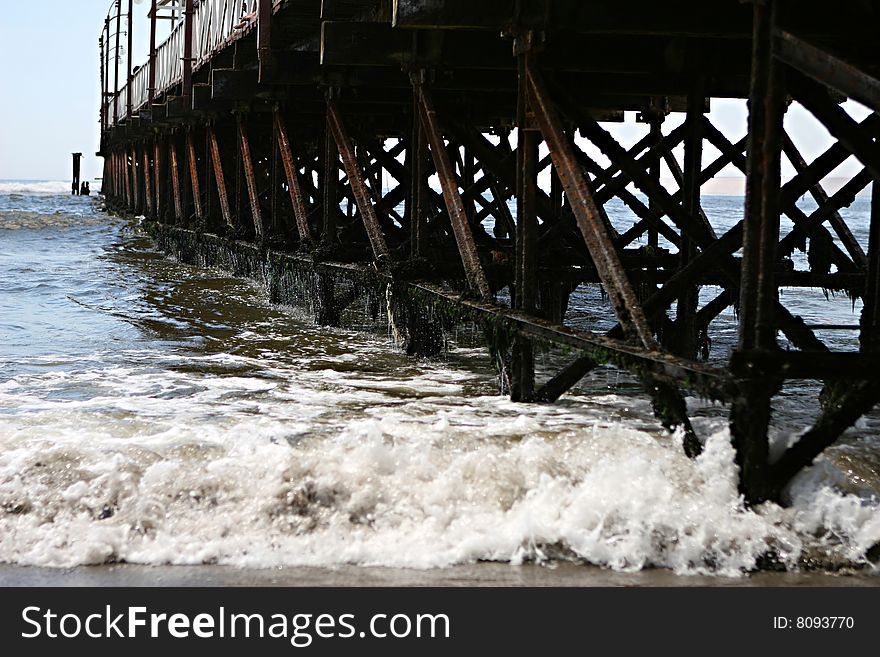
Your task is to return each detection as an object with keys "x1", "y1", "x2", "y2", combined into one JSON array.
[
  {"x1": 0, "y1": 181, "x2": 81, "y2": 196},
  {"x1": 0, "y1": 353, "x2": 877, "y2": 575}
]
